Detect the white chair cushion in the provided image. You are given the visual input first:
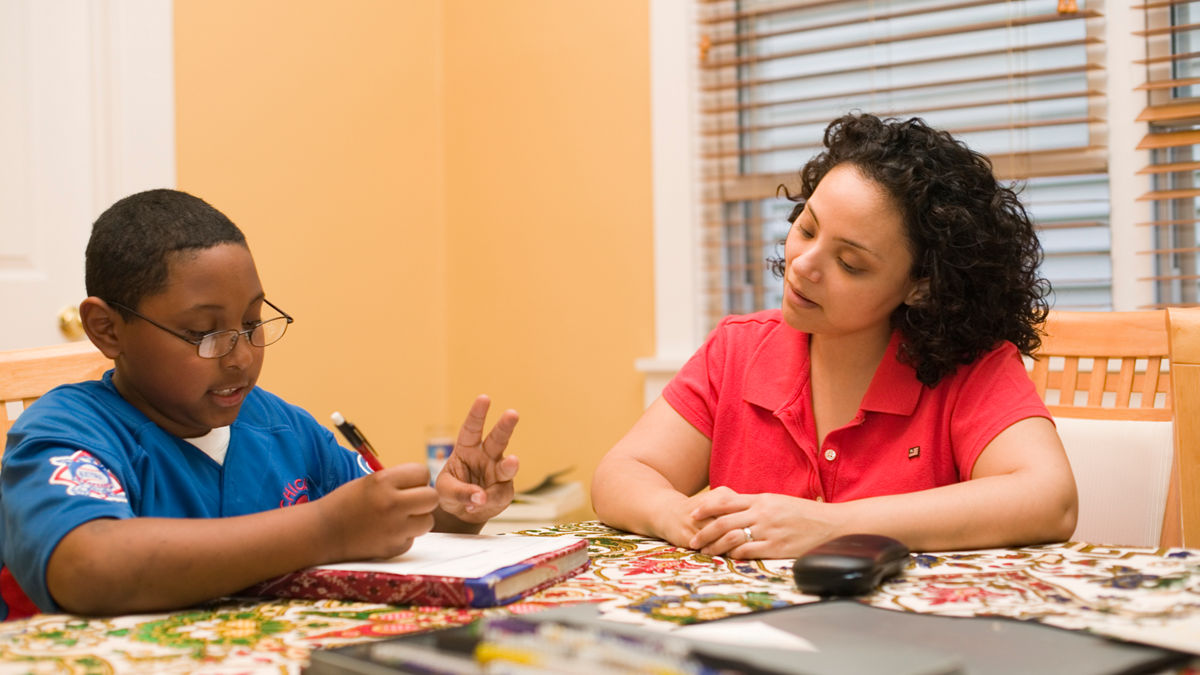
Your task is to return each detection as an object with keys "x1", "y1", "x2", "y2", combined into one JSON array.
[{"x1": 1054, "y1": 416, "x2": 1173, "y2": 547}]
